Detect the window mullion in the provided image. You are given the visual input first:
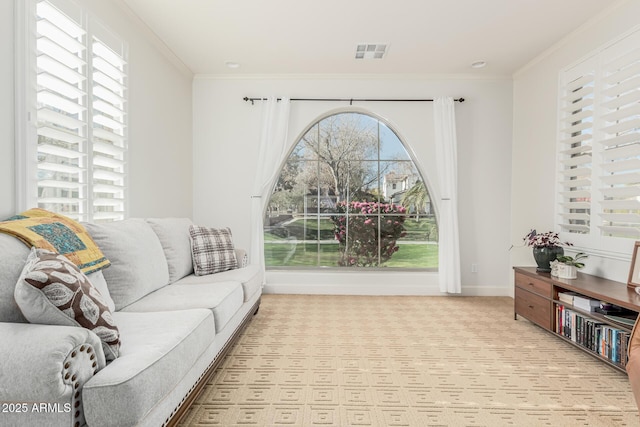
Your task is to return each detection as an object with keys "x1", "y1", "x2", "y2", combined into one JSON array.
[
  {"x1": 85, "y1": 15, "x2": 94, "y2": 223},
  {"x1": 591, "y1": 54, "x2": 605, "y2": 239}
]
